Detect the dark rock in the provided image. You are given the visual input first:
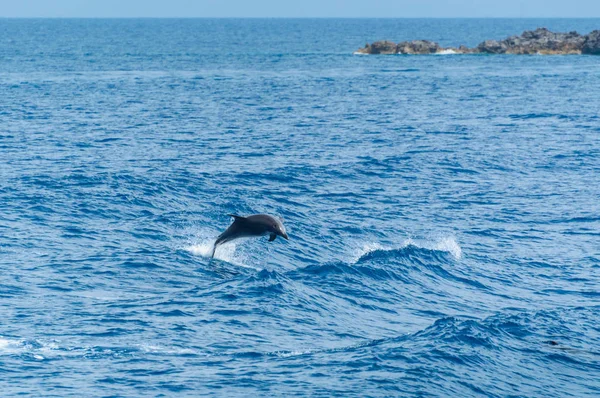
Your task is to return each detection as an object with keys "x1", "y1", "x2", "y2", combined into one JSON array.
[
  {"x1": 458, "y1": 45, "x2": 477, "y2": 54},
  {"x1": 397, "y1": 40, "x2": 441, "y2": 54},
  {"x1": 477, "y1": 40, "x2": 507, "y2": 54},
  {"x1": 355, "y1": 28, "x2": 600, "y2": 55},
  {"x1": 366, "y1": 40, "x2": 398, "y2": 54},
  {"x1": 583, "y1": 30, "x2": 600, "y2": 54},
  {"x1": 476, "y1": 28, "x2": 584, "y2": 54}
]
